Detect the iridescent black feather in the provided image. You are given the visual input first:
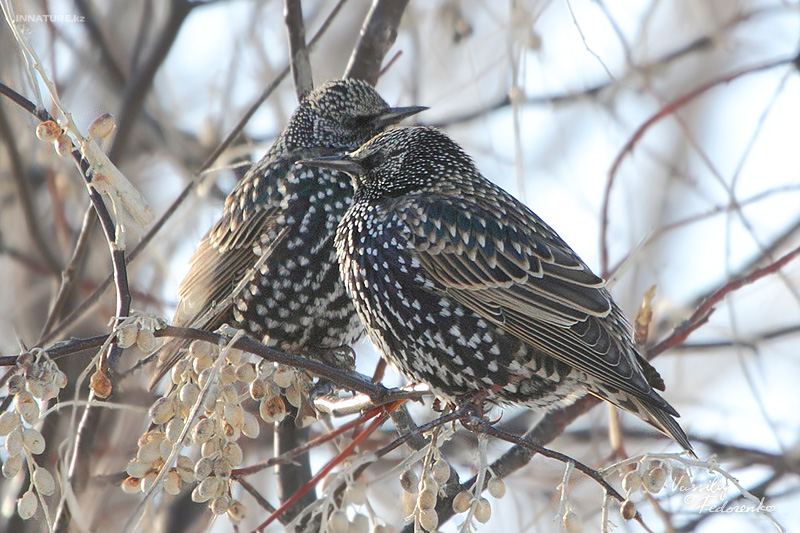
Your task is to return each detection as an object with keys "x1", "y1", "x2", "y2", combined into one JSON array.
[
  {"x1": 303, "y1": 126, "x2": 693, "y2": 453},
  {"x1": 150, "y1": 80, "x2": 423, "y2": 388}
]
